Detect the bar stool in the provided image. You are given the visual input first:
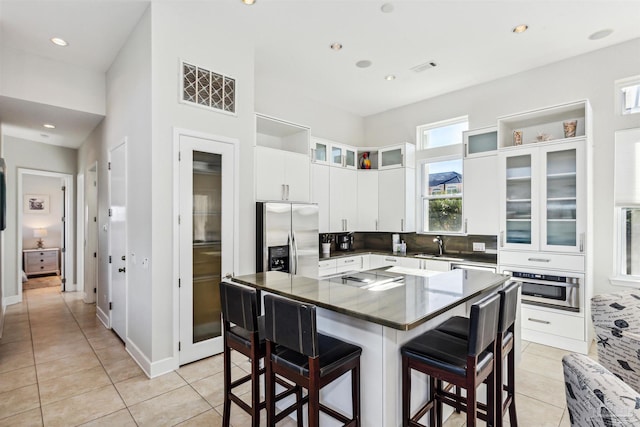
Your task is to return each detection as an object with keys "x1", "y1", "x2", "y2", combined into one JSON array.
[
  {"x1": 436, "y1": 282, "x2": 519, "y2": 427},
  {"x1": 219, "y1": 281, "x2": 300, "y2": 427},
  {"x1": 401, "y1": 292, "x2": 501, "y2": 427},
  {"x1": 264, "y1": 293, "x2": 362, "y2": 427}
]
